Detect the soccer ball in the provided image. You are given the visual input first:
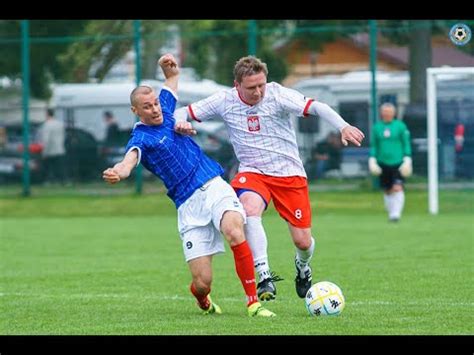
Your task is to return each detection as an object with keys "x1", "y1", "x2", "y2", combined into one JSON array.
[
  {"x1": 454, "y1": 27, "x2": 467, "y2": 42},
  {"x1": 305, "y1": 281, "x2": 345, "y2": 316}
]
